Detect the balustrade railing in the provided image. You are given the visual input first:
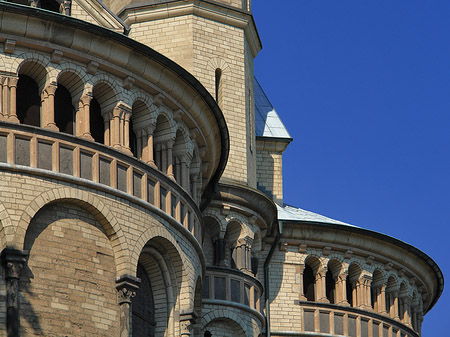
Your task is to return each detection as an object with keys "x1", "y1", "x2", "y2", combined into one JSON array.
[
  {"x1": 294, "y1": 301, "x2": 418, "y2": 337},
  {"x1": 0, "y1": 122, "x2": 202, "y2": 243},
  {"x1": 202, "y1": 266, "x2": 263, "y2": 314}
]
